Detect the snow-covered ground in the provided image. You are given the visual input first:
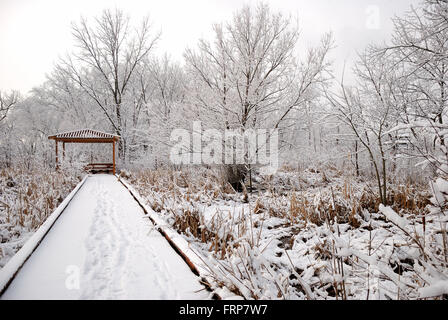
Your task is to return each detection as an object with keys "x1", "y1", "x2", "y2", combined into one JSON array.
[{"x1": 1, "y1": 174, "x2": 210, "y2": 300}]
